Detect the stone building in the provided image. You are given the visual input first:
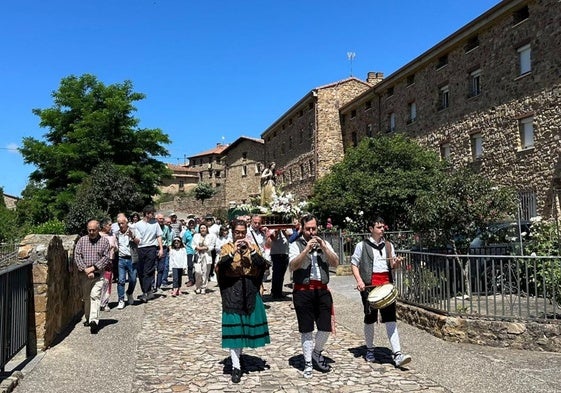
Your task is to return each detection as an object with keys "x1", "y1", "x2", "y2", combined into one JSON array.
[
  {"x1": 159, "y1": 163, "x2": 199, "y2": 195},
  {"x1": 187, "y1": 143, "x2": 230, "y2": 188},
  {"x1": 340, "y1": 0, "x2": 561, "y2": 220},
  {"x1": 2, "y1": 193, "x2": 19, "y2": 210},
  {"x1": 261, "y1": 76, "x2": 377, "y2": 199},
  {"x1": 221, "y1": 136, "x2": 265, "y2": 206}
]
